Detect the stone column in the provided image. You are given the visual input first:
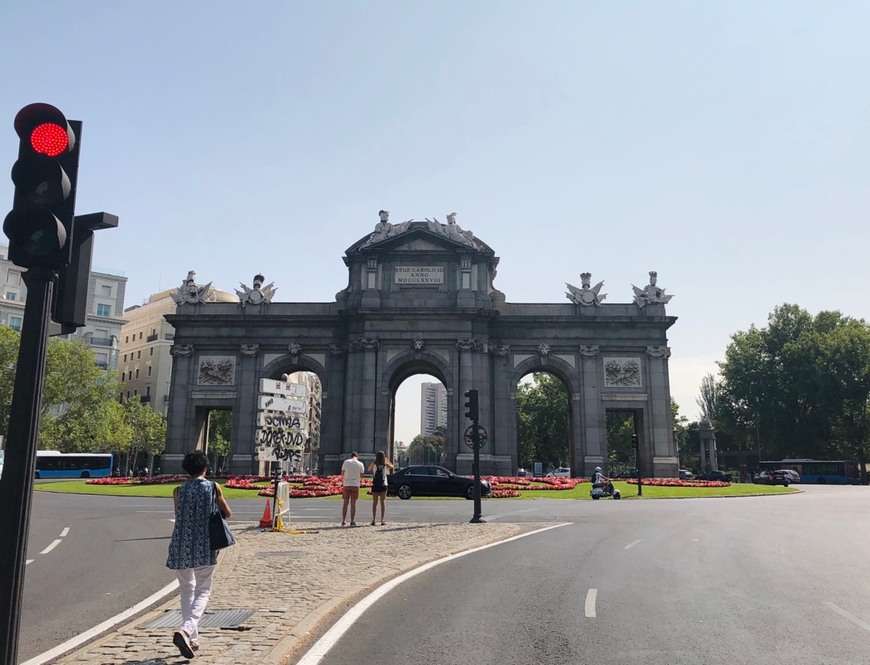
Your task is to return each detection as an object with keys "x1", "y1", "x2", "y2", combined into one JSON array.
[
  {"x1": 699, "y1": 418, "x2": 717, "y2": 471},
  {"x1": 234, "y1": 344, "x2": 260, "y2": 475},
  {"x1": 580, "y1": 345, "x2": 605, "y2": 475}
]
